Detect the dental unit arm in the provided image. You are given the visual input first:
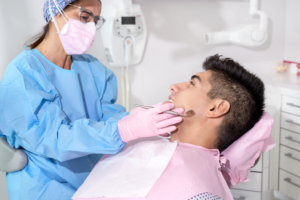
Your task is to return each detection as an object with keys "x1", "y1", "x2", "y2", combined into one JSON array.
[
  {"x1": 204, "y1": 0, "x2": 268, "y2": 46},
  {"x1": 249, "y1": 0, "x2": 268, "y2": 43},
  {"x1": 0, "y1": 137, "x2": 28, "y2": 172}
]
